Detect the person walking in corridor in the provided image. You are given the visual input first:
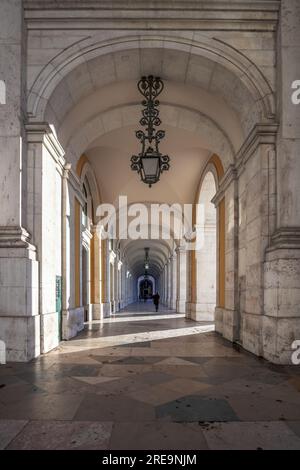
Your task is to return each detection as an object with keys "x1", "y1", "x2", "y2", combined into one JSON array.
[{"x1": 152, "y1": 292, "x2": 160, "y2": 312}]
